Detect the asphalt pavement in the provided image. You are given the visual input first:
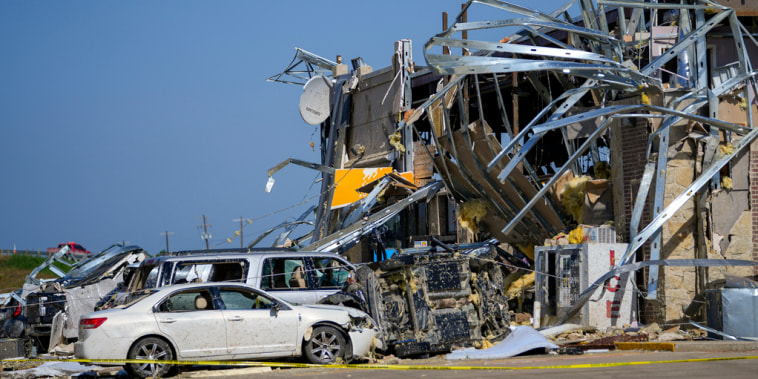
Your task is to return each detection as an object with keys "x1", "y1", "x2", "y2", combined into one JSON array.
[
  {"x1": 171, "y1": 341, "x2": 758, "y2": 379},
  {"x1": 3, "y1": 341, "x2": 757, "y2": 378}
]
